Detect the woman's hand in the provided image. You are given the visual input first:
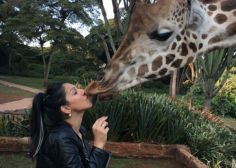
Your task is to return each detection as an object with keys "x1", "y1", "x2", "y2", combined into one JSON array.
[{"x1": 92, "y1": 116, "x2": 109, "y2": 149}]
